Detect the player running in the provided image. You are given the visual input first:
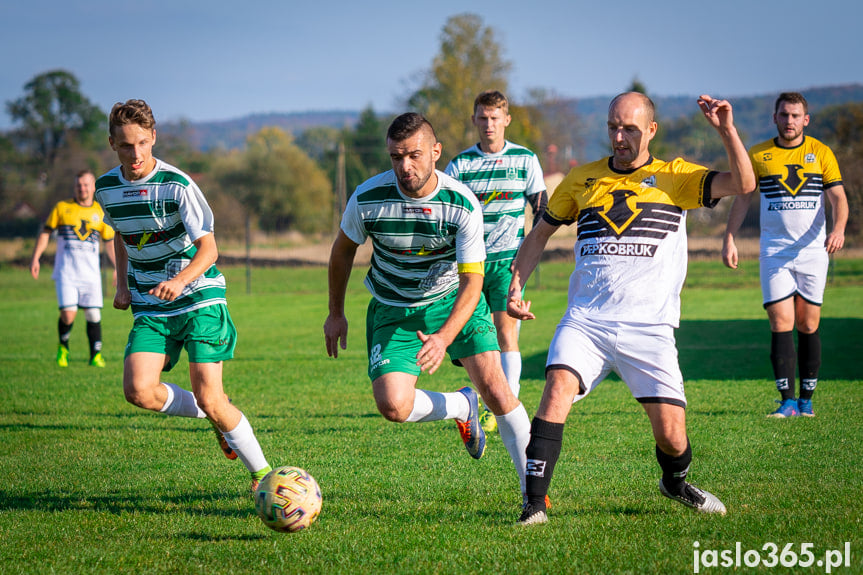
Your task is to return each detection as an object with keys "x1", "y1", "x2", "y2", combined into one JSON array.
[
  {"x1": 446, "y1": 90, "x2": 547, "y2": 433},
  {"x1": 325, "y1": 113, "x2": 533, "y2": 506},
  {"x1": 96, "y1": 99, "x2": 271, "y2": 492}
]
